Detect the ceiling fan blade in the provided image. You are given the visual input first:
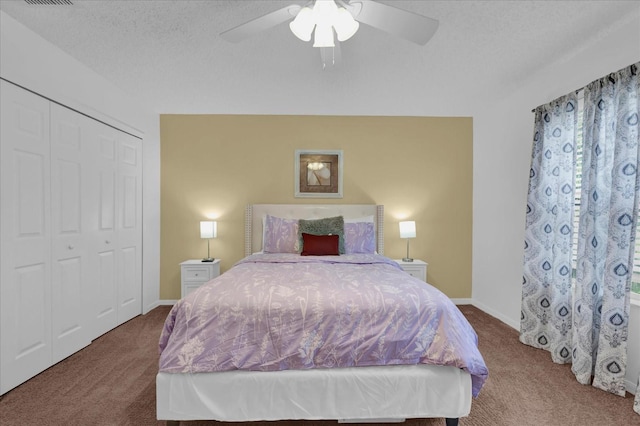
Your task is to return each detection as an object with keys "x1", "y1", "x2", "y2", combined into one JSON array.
[
  {"x1": 350, "y1": 0, "x2": 439, "y2": 45},
  {"x1": 220, "y1": 4, "x2": 302, "y2": 43}
]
